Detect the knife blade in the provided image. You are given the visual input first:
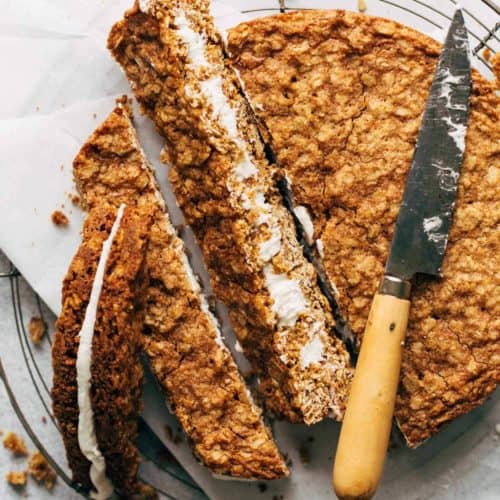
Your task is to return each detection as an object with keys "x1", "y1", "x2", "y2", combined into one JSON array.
[
  {"x1": 333, "y1": 10, "x2": 471, "y2": 500},
  {"x1": 386, "y1": 9, "x2": 471, "y2": 280}
]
